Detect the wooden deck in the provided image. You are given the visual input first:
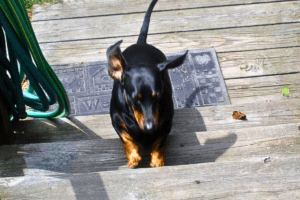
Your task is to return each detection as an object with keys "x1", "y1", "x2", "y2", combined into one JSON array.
[{"x1": 1, "y1": 0, "x2": 300, "y2": 199}]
